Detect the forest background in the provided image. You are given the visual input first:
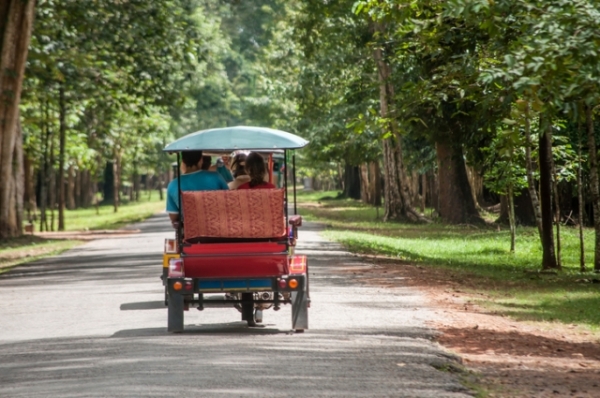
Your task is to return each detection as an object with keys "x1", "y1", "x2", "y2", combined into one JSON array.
[{"x1": 2, "y1": 0, "x2": 600, "y2": 274}]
